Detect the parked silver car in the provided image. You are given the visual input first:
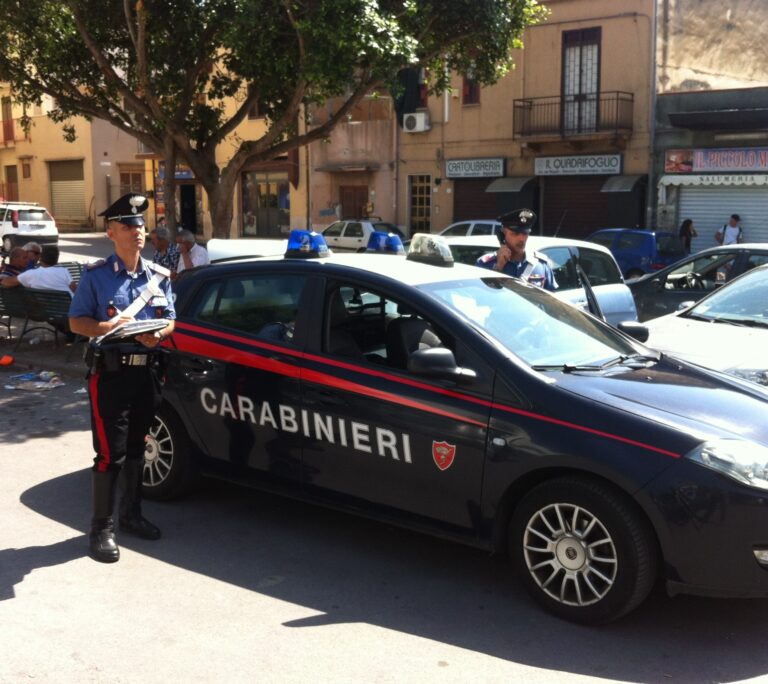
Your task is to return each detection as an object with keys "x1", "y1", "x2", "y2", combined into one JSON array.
[{"x1": 443, "y1": 234, "x2": 638, "y2": 326}]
